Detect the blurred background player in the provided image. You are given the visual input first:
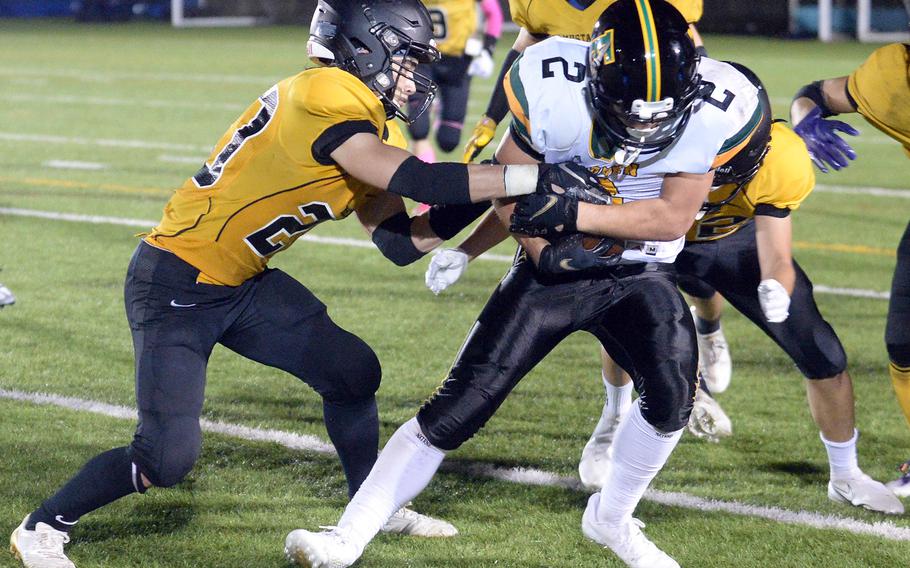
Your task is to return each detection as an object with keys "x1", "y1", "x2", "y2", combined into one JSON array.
[
  {"x1": 789, "y1": 31, "x2": 910, "y2": 496},
  {"x1": 408, "y1": 0, "x2": 502, "y2": 166}
]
